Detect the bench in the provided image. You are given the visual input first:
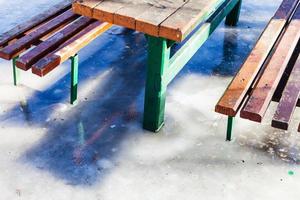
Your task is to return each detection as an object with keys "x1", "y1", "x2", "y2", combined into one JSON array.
[
  {"x1": 73, "y1": 0, "x2": 243, "y2": 132},
  {"x1": 0, "y1": 1, "x2": 111, "y2": 105},
  {"x1": 215, "y1": 0, "x2": 300, "y2": 140}
]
